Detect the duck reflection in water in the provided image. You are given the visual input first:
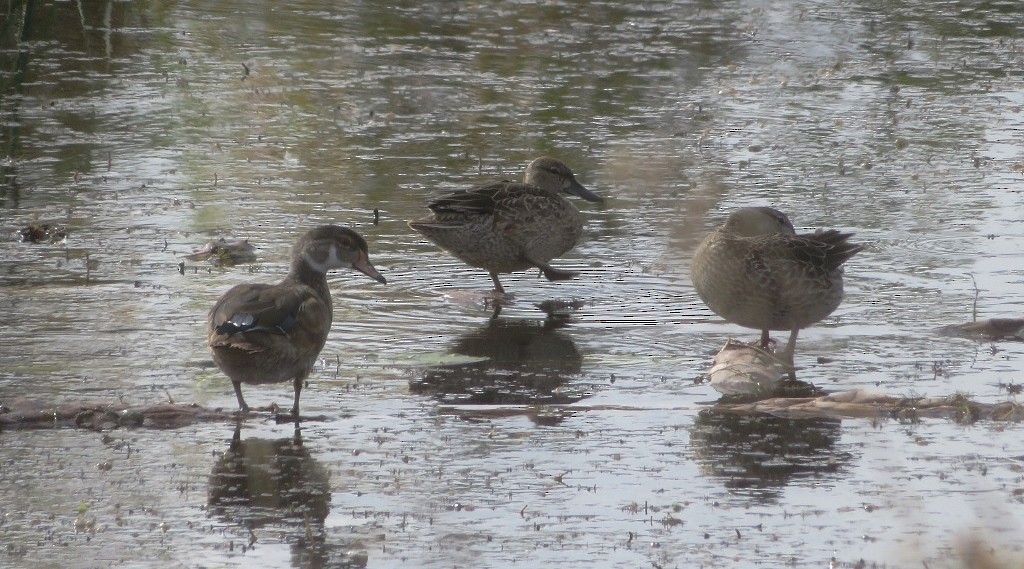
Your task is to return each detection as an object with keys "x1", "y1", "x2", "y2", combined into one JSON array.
[
  {"x1": 689, "y1": 410, "x2": 851, "y2": 503},
  {"x1": 410, "y1": 315, "x2": 591, "y2": 419},
  {"x1": 208, "y1": 426, "x2": 365, "y2": 568}
]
